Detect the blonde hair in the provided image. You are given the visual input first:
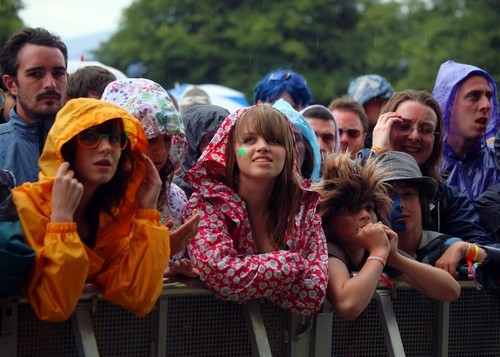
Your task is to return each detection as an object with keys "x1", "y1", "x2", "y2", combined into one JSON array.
[
  {"x1": 225, "y1": 106, "x2": 303, "y2": 249},
  {"x1": 313, "y1": 153, "x2": 393, "y2": 242}
]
